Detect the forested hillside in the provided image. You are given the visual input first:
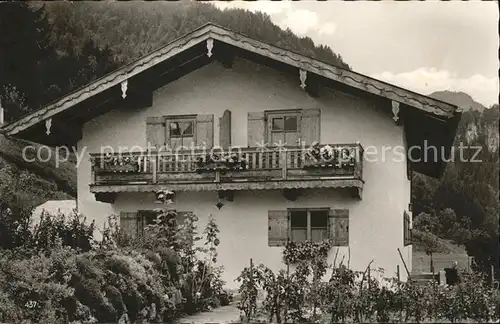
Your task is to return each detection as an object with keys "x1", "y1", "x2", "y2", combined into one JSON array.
[
  {"x1": 0, "y1": 1, "x2": 349, "y2": 203},
  {"x1": 0, "y1": 2, "x2": 498, "y2": 277},
  {"x1": 412, "y1": 92, "x2": 499, "y2": 275}
]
